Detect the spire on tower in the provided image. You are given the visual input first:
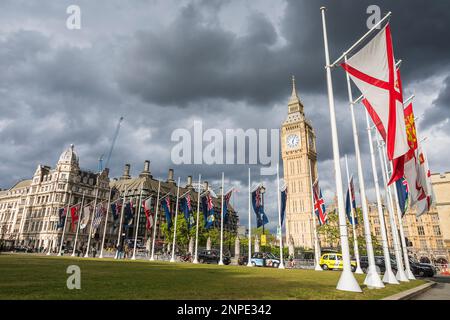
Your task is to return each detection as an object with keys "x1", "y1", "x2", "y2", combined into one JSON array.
[{"x1": 288, "y1": 75, "x2": 303, "y2": 113}]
